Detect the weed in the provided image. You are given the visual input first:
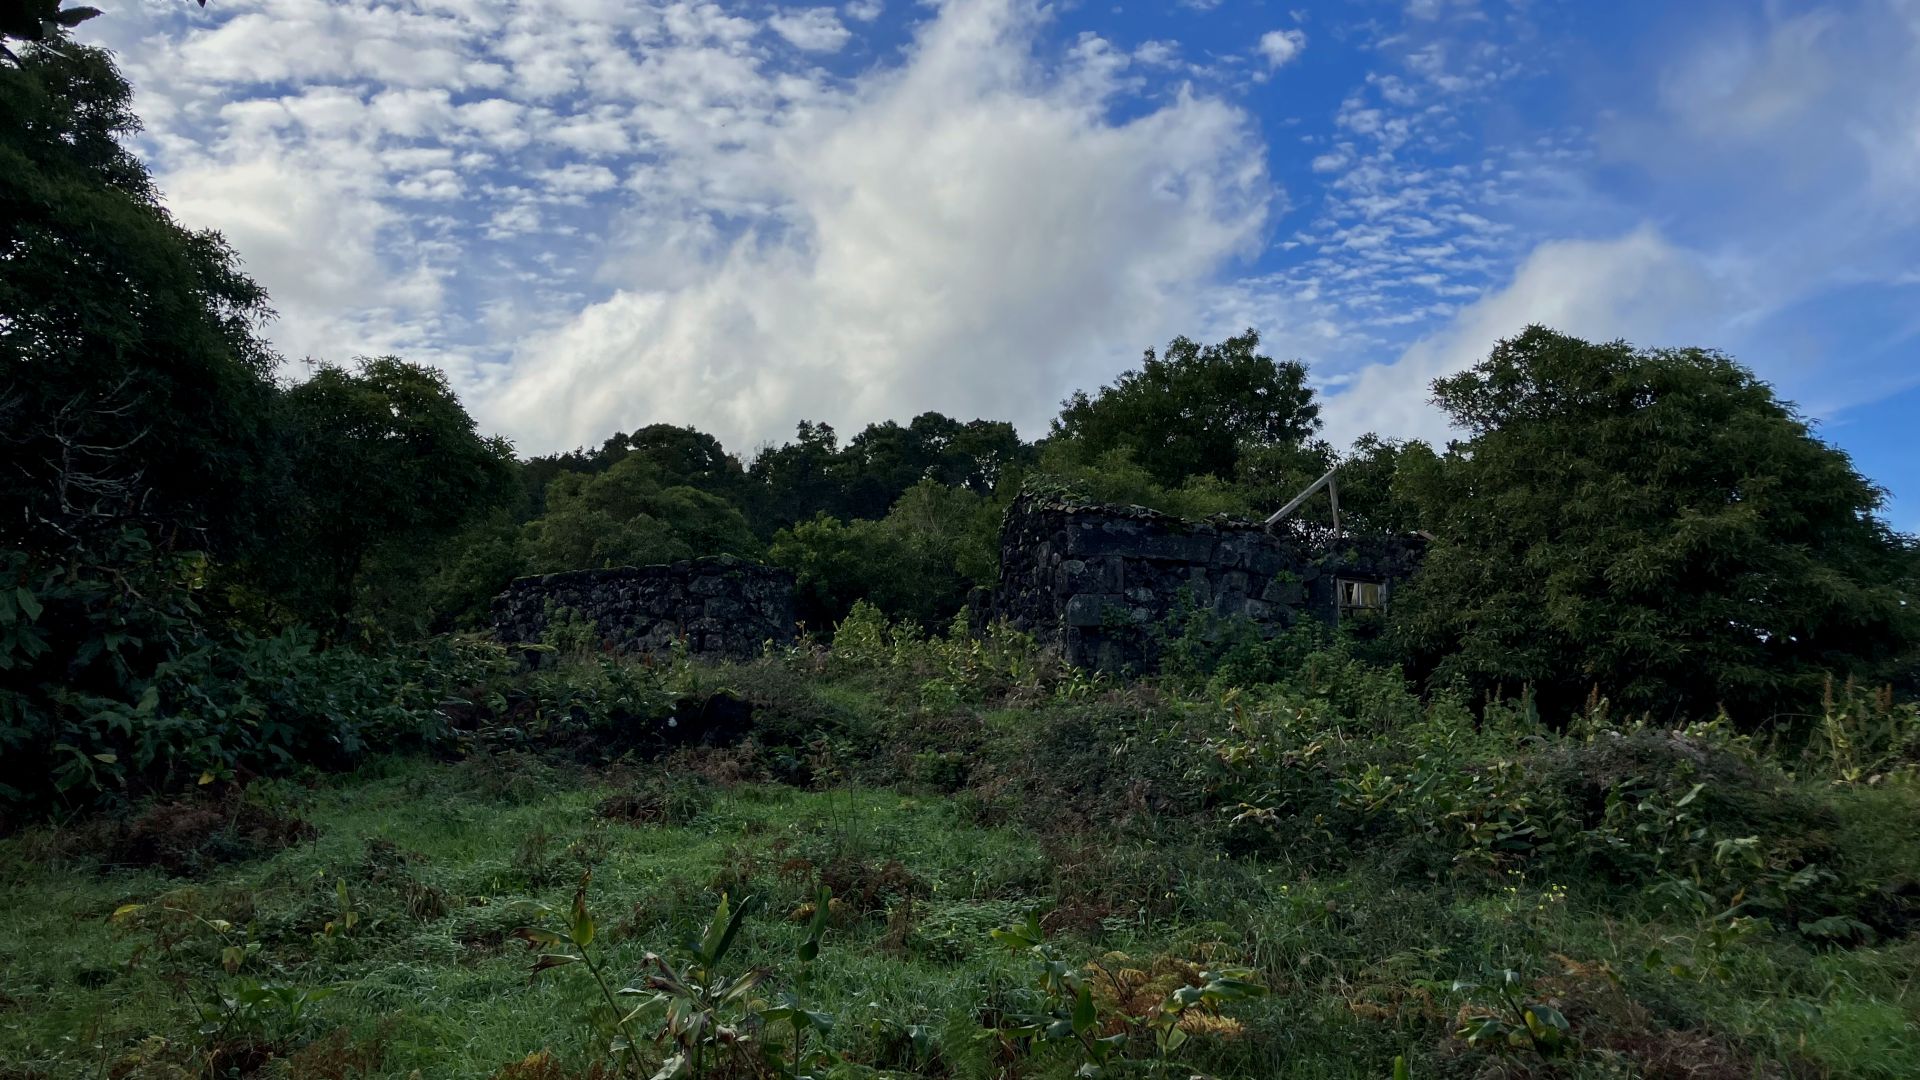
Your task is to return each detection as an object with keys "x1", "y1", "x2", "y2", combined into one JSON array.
[
  {"x1": 514, "y1": 874, "x2": 840, "y2": 1079},
  {"x1": 597, "y1": 773, "x2": 715, "y2": 827},
  {"x1": 990, "y1": 911, "x2": 1266, "y2": 1076},
  {"x1": 63, "y1": 790, "x2": 317, "y2": 876},
  {"x1": 1447, "y1": 968, "x2": 1572, "y2": 1060}
]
